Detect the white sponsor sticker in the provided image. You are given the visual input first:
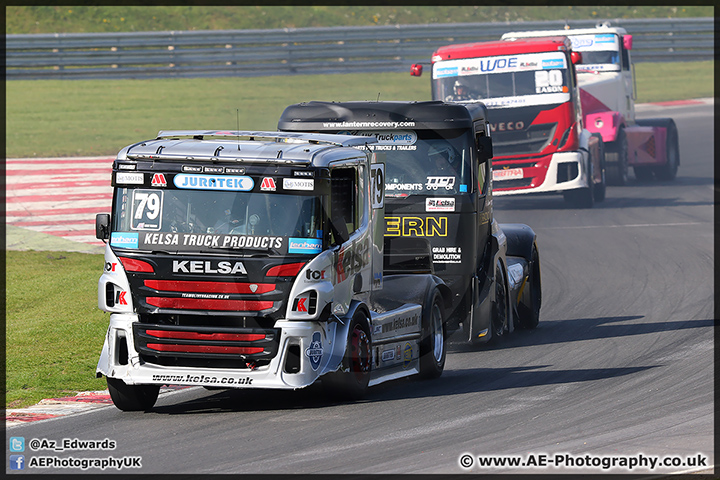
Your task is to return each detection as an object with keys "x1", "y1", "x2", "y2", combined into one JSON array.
[
  {"x1": 116, "y1": 172, "x2": 144, "y2": 184},
  {"x1": 283, "y1": 178, "x2": 314, "y2": 191},
  {"x1": 426, "y1": 198, "x2": 456, "y2": 212}
]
